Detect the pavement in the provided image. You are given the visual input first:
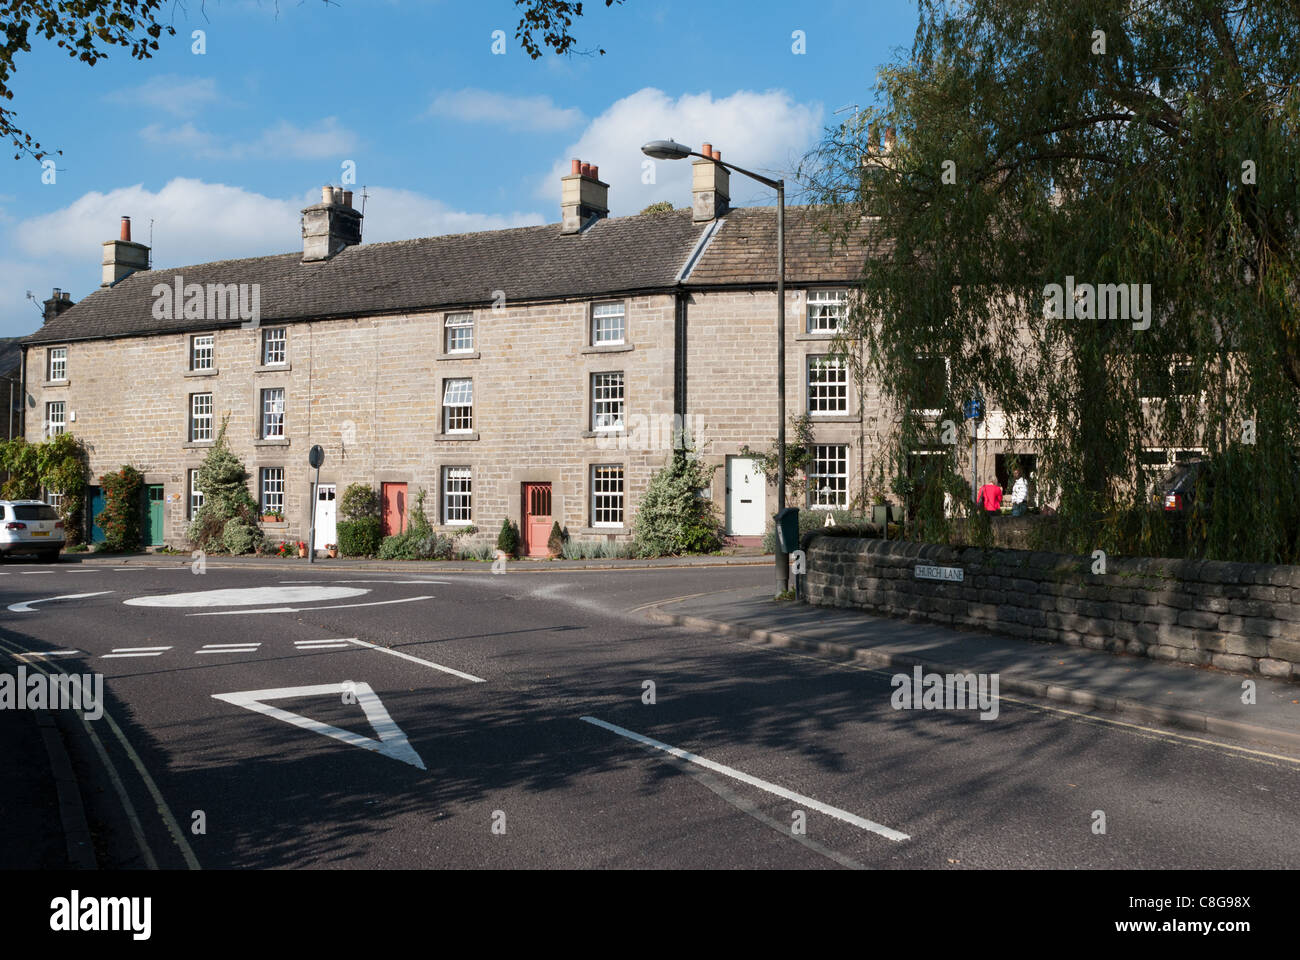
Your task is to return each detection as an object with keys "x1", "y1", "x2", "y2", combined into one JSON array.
[{"x1": 644, "y1": 585, "x2": 1300, "y2": 752}]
